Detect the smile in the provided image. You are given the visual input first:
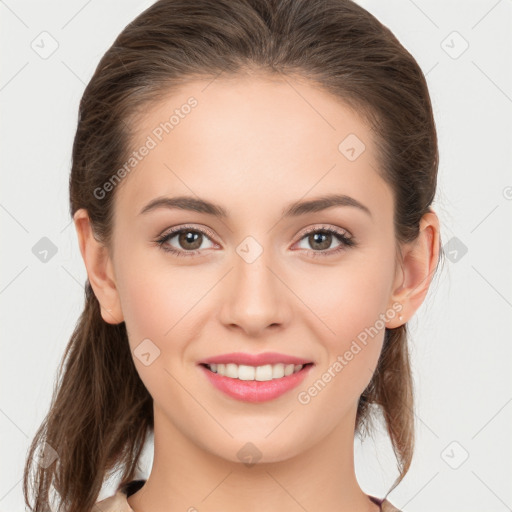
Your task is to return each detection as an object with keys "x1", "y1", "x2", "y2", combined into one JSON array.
[
  {"x1": 205, "y1": 362, "x2": 307, "y2": 381},
  {"x1": 199, "y1": 362, "x2": 314, "y2": 403}
]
